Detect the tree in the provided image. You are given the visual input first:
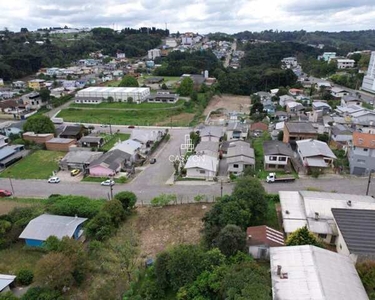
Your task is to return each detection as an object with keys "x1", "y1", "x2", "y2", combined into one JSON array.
[
  {"x1": 286, "y1": 226, "x2": 324, "y2": 247},
  {"x1": 44, "y1": 236, "x2": 61, "y2": 251},
  {"x1": 127, "y1": 96, "x2": 133, "y2": 103},
  {"x1": 20, "y1": 287, "x2": 62, "y2": 300},
  {"x1": 250, "y1": 102, "x2": 264, "y2": 115},
  {"x1": 214, "y1": 225, "x2": 247, "y2": 257},
  {"x1": 23, "y1": 115, "x2": 55, "y2": 134},
  {"x1": 178, "y1": 77, "x2": 194, "y2": 96},
  {"x1": 39, "y1": 88, "x2": 51, "y2": 102},
  {"x1": 119, "y1": 75, "x2": 139, "y2": 87},
  {"x1": 161, "y1": 83, "x2": 168, "y2": 90},
  {"x1": 114, "y1": 191, "x2": 137, "y2": 211},
  {"x1": 86, "y1": 212, "x2": 115, "y2": 241},
  {"x1": 190, "y1": 90, "x2": 198, "y2": 102},
  {"x1": 317, "y1": 133, "x2": 329, "y2": 143},
  {"x1": 103, "y1": 199, "x2": 125, "y2": 226},
  {"x1": 16, "y1": 269, "x2": 34, "y2": 285},
  {"x1": 356, "y1": 260, "x2": 375, "y2": 297},
  {"x1": 35, "y1": 252, "x2": 74, "y2": 290}
]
